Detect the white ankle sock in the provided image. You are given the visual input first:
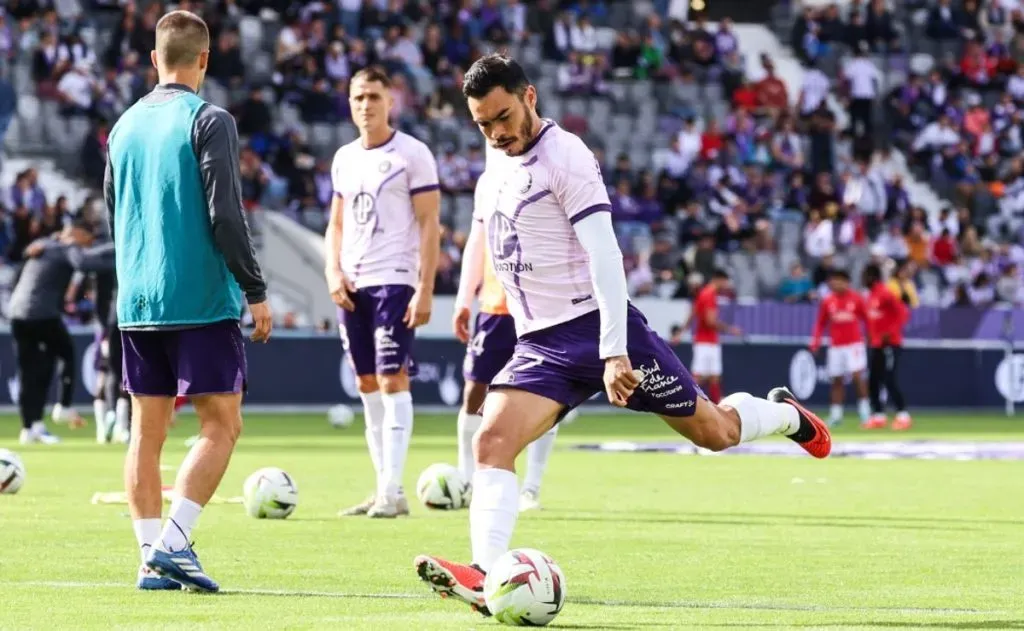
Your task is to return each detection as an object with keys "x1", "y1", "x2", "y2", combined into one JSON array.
[
  {"x1": 93, "y1": 399, "x2": 108, "y2": 441},
  {"x1": 457, "y1": 410, "x2": 482, "y2": 482},
  {"x1": 857, "y1": 398, "x2": 871, "y2": 422},
  {"x1": 380, "y1": 391, "x2": 413, "y2": 498},
  {"x1": 159, "y1": 497, "x2": 202, "y2": 553},
  {"x1": 721, "y1": 392, "x2": 801, "y2": 442},
  {"x1": 30, "y1": 421, "x2": 47, "y2": 434},
  {"x1": 830, "y1": 404, "x2": 843, "y2": 424},
  {"x1": 470, "y1": 468, "x2": 519, "y2": 573},
  {"x1": 360, "y1": 391, "x2": 385, "y2": 483},
  {"x1": 115, "y1": 398, "x2": 131, "y2": 434},
  {"x1": 522, "y1": 426, "x2": 558, "y2": 495},
  {"x1": 133, "y1": 518, "x2": 162, "y2": 563}
]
